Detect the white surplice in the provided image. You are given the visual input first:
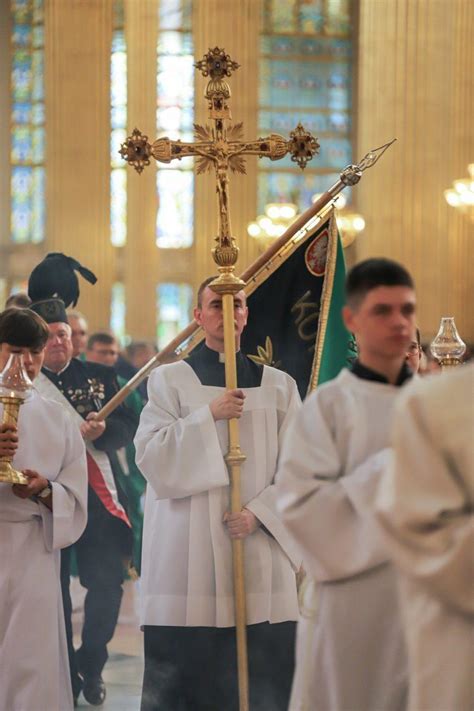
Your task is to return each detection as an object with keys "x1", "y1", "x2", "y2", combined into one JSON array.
[
  {"x1": 276, "y1": 368, "x2": 408, "y2": 711},
  {"x1": 0, "y1": 389, "x2": 88, "y2": 711},
  {"x1": 134, "y1": 360, "x2": 302, "y2": 628},
  {"x1": 376, "y1": 365, "x2": 474, "y2": 711}
]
